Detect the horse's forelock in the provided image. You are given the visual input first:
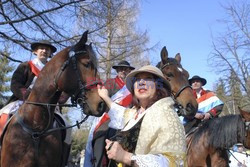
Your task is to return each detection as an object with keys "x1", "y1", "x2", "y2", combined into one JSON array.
[
  {"x1": 156, "y1": 62, "x2": 161, "y2": 68},
  {"x1": 157, "y1": 57, "x2": 180, "y2": 68},
  {"x1": 71, "y1": 43, "x2": 98, "y2": 70},
  {"x1": 164, "y1": 58, "x2": 180, "y2": 66}
]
